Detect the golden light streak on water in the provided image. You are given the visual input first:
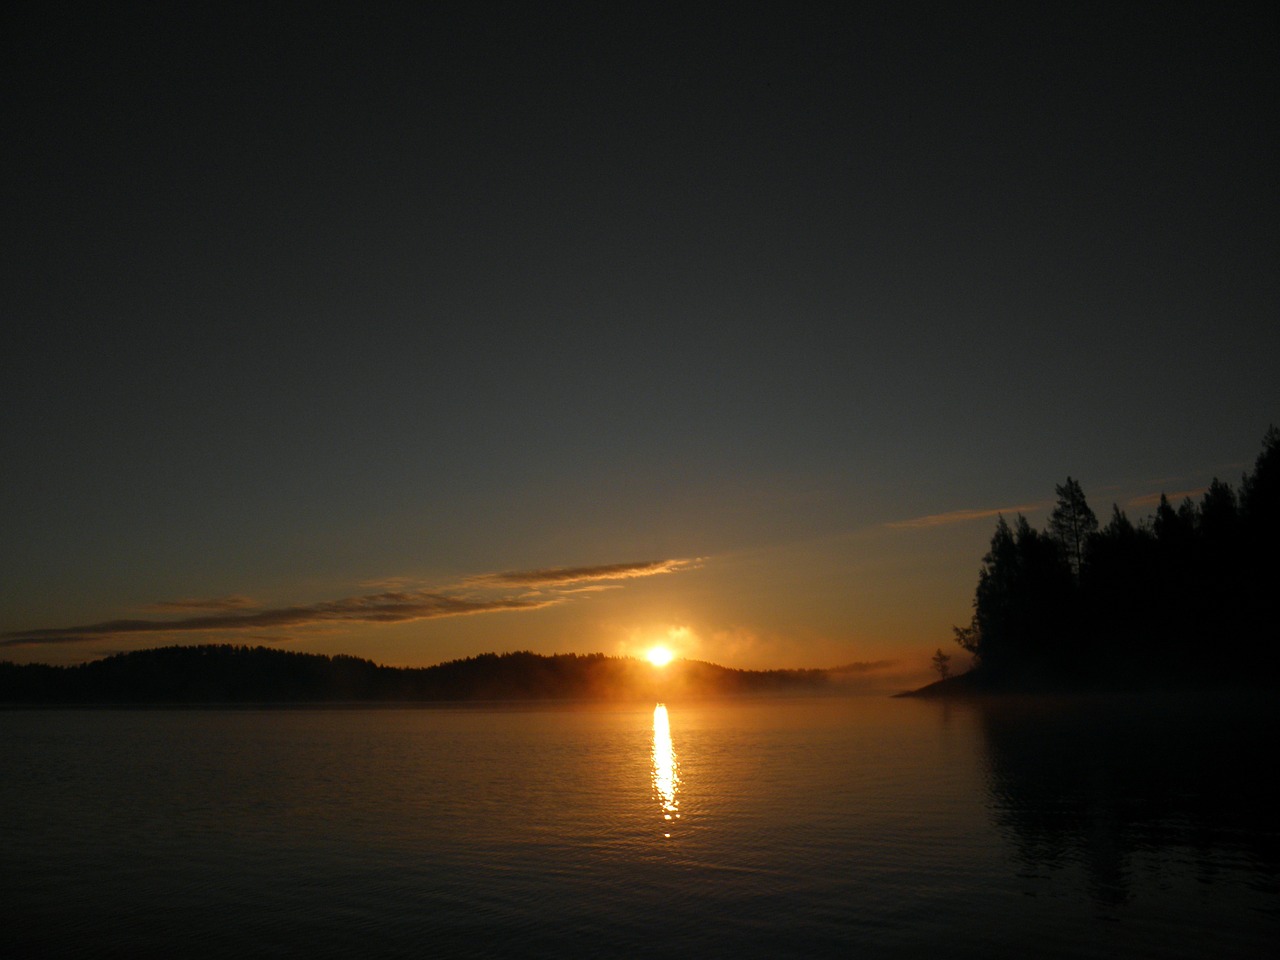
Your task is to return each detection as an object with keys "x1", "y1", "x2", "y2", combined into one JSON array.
[{"x1": 651, "y1": 703, "x2": 680, "y2": 836}]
